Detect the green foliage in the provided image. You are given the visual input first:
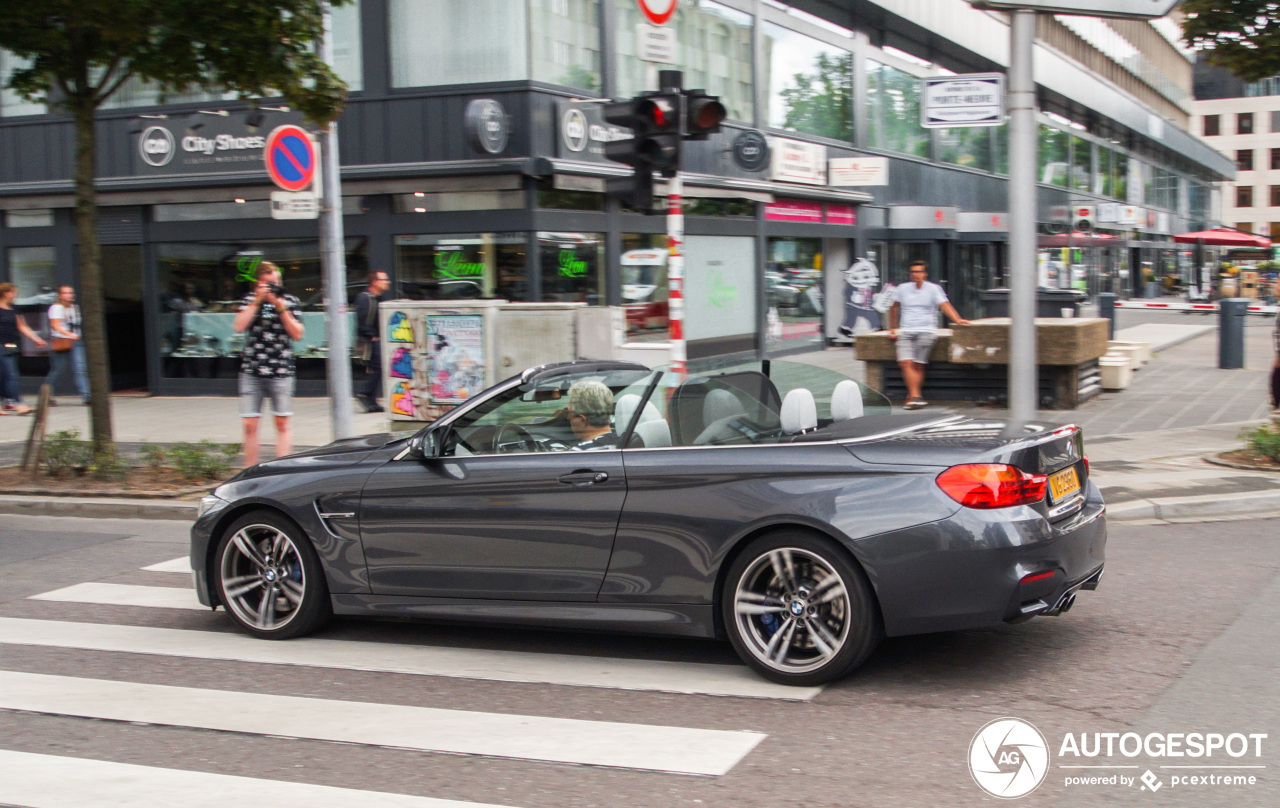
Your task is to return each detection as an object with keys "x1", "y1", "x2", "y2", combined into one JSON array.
[
  {"x1": 89, "y1": 446, "x2": 128, "y2": 481},
  {"x1": 780, "y1": 52, "x2": 853, "y2": 141},
  {"x1": 1242, "y1": 424, "x2": 1280, "y2": 463},
  {"x1": 138, "y1": 443, "x2": 167, "y2": 470},
  {"x1": 1183, "y1": 1, "x2": 1280, "y2": 83},
  {"x1": 42, "y1": 429, "x2": 94, "y2": 476},
  {"x1": 167, "y1": 441, "x2": 241, "y2": 481}
]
